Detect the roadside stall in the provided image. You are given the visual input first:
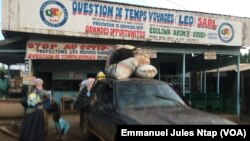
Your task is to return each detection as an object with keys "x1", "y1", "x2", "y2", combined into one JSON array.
[{"x1": 0, "y1": 64, "x2": 25, "y2": 118}]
